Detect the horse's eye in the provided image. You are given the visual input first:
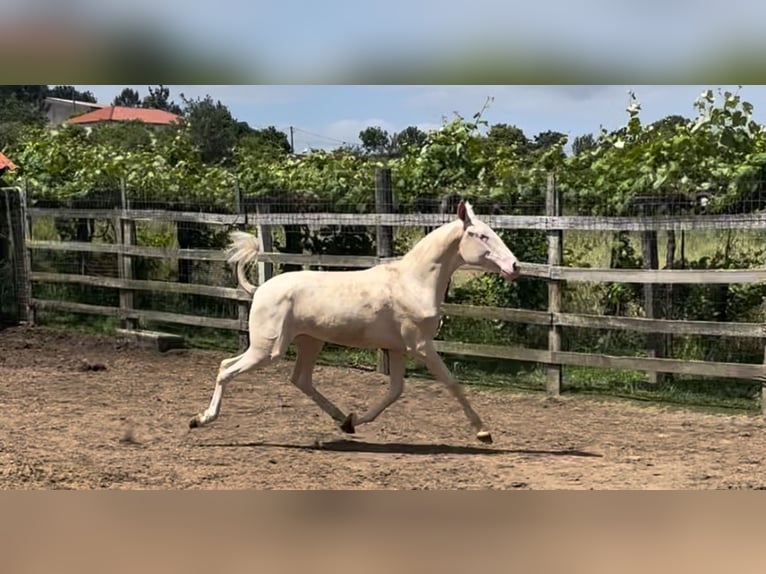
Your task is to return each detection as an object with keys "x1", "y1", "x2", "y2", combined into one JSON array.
[{"x1": 479, "y1": 234, "x2": 489, "y2": 242}]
